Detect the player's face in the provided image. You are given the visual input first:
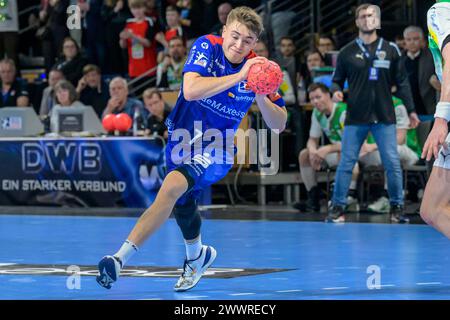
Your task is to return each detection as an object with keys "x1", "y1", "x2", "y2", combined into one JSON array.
[
  {"x1": 404, "y1": 31, "x2": 422, "y2": 54},
  {"x1": 309, "y1": 89, "x2": 330, "y2": 113},
  {"x1": 222, "y1": 21, "x2": 258, "y2": 64}
]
